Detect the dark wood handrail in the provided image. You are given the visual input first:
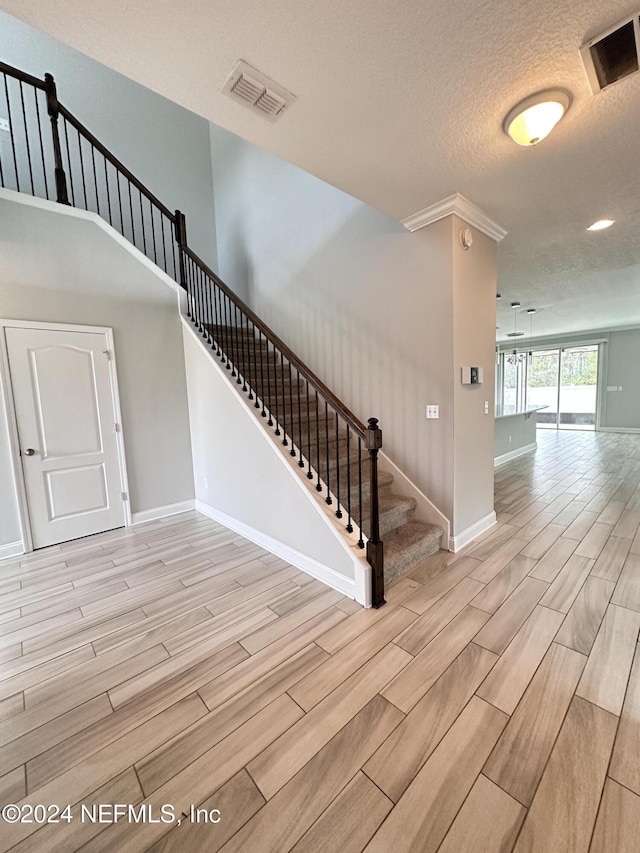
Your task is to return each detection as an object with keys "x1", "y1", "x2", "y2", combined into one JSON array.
[
  {"x1": 181, "y1": 245, "x2": 368, "y2": 438},
  {"x1": 58, "y1": 104, "x2": 176, "y2": 222},
  {"x1": 1, "y1": 57, "x2": 386, "y2": 605},
  {"x1": 0, "y1": 61, "x2": 46, "y2": 90}
]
